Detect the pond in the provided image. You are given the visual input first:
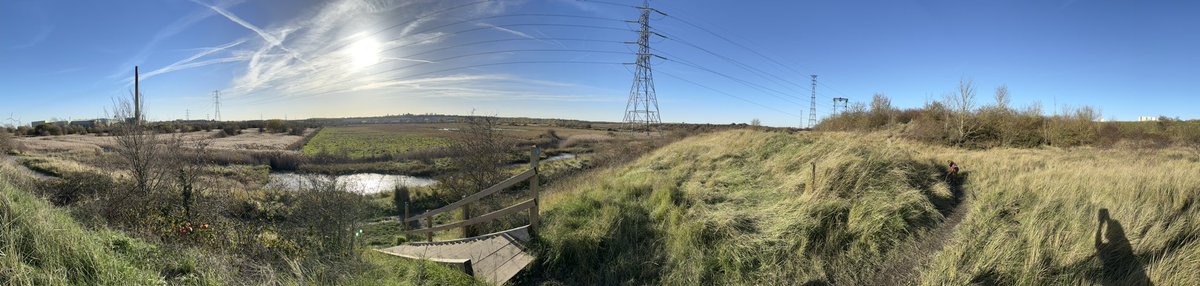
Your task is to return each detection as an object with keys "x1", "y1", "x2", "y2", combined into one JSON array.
[
  {"x1": 545, "y1": 153, "x2": 578, "y2": 161},
  {"x1": 267, "y1": 173, "x2": 437, "y2": 194}
]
